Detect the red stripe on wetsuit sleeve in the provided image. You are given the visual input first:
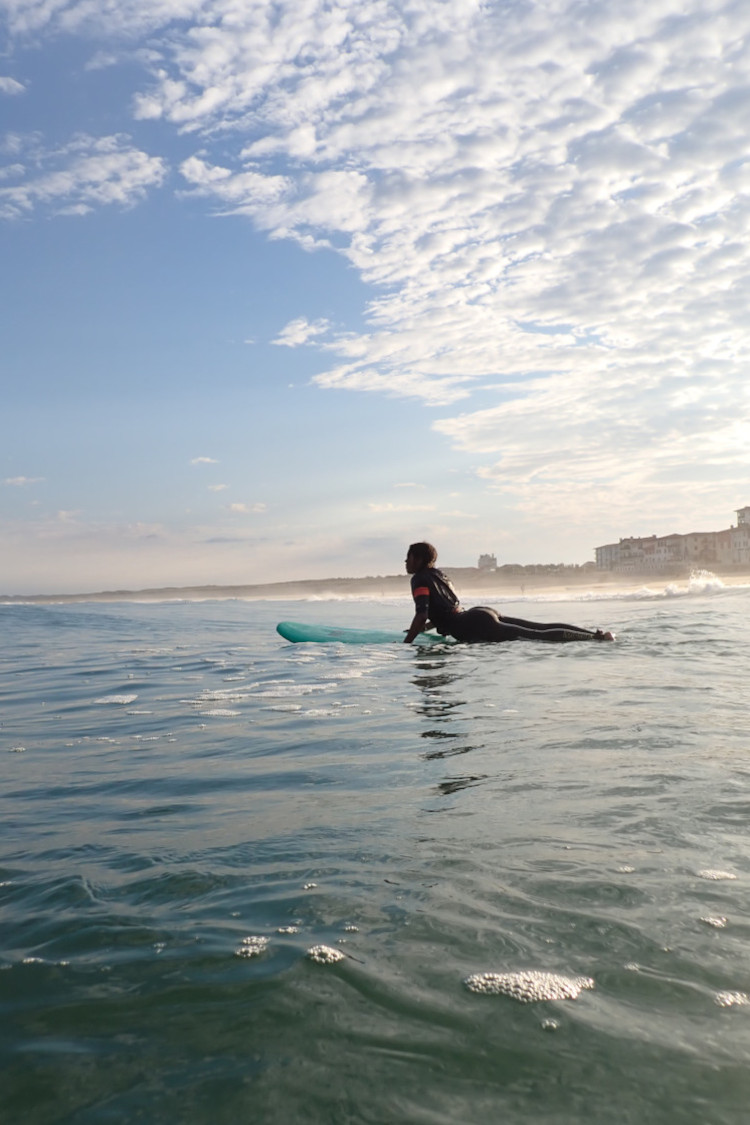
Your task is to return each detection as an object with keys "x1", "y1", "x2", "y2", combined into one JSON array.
[{"x1": 413, "y1": 586, "x2": 430, "y2": 599}]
